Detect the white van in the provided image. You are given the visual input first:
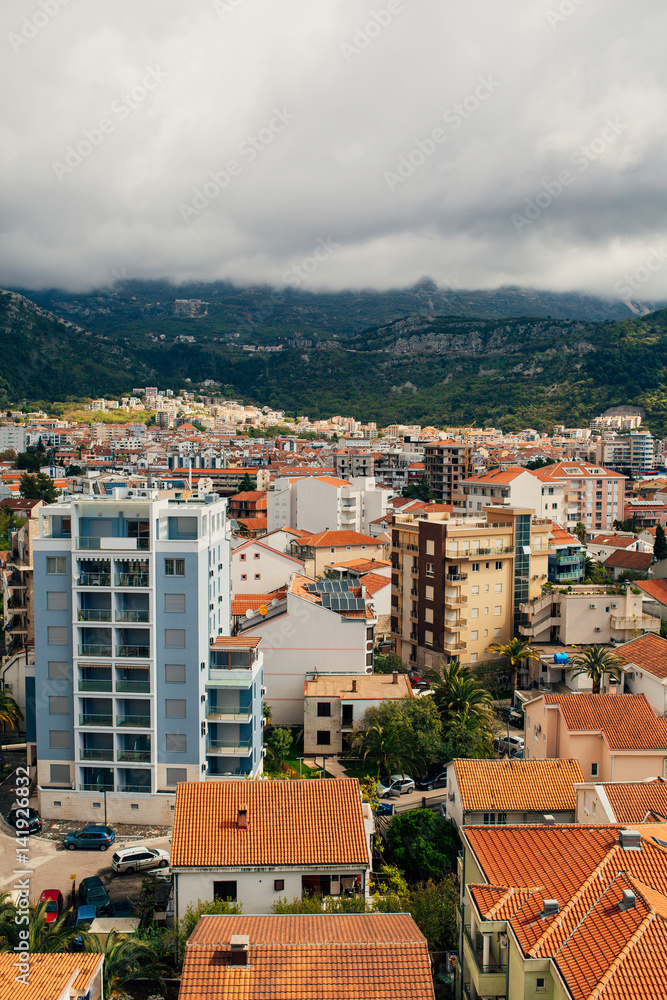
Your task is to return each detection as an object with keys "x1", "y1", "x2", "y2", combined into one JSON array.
[{"x1": 112, "y1": 846, "x2": 169, "y2": 874}]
